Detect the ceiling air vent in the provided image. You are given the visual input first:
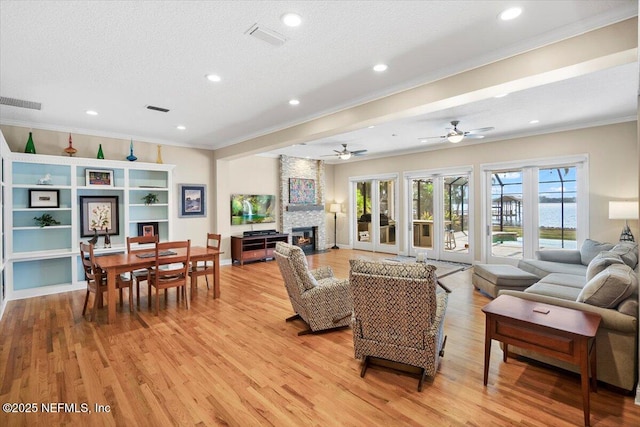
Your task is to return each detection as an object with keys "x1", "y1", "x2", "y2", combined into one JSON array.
[
  {"x1": 0, "y1": 96, "x2": 42, "y2": 110},
  {"x1": 246, "y1": 23, "x2": 287, "y2": 46},
  {"x1": 146, "y1": 105, "x2": 170, "y2": 113}
]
